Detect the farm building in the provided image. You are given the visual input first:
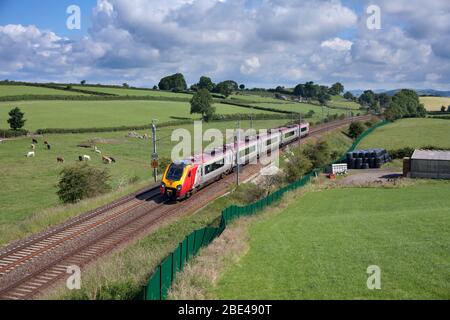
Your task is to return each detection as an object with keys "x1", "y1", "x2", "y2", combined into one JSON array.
[{"x1": 408, "y1": 150, "x2": 450, "y2": 179}]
